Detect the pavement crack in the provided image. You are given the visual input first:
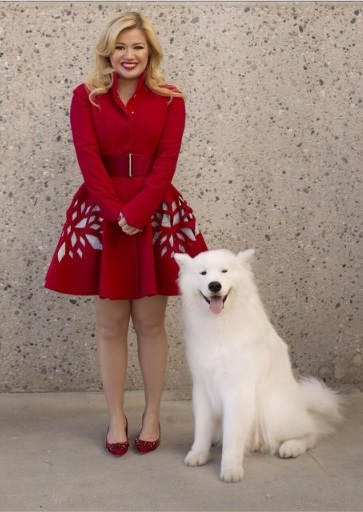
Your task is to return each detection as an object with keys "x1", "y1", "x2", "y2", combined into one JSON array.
[{"x1": 307, "y1": 450, "x2": 336, "y2": 477}]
